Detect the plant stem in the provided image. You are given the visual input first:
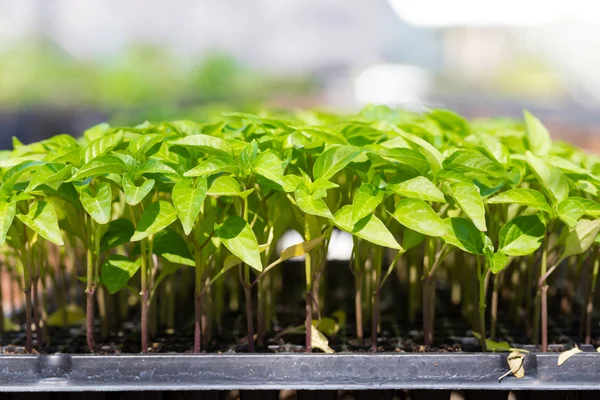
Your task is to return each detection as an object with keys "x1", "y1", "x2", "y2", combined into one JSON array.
[
  {"x1": 355, "y1": 271, "x2": 364, "y2": 346},
  {"x1": 304, "y1": 218, "x2": 313, "y2": 353},
  {"x1": 490, "y1": 272, "x2": 500, "y2": 341},
  {"x1": 370, "y1": 245, "x2": 383, "y2": 352},
  {"x1": 193, "y1": 235, "x2": 204, "y2": 353},
  {"x1": 0, "y1": 255, "x2": 4, "y2": 339},
  {"x1": 32, "y1": 274, "x2": 41, "y2": 348},
  {"x1": 586, "y1": 249, "x2": 600, "y2": 344},
  {"x1": 140, "y1": 239, "x2": 149, "y2": 353},
  {"x1": 539, "y1": 234, "x2": 550, "y2": 353},
  {"x1": 243, "y1": 267, "x2": 255, "y2": 353},
  {"x1": 97, "y1": 286, "x2": 108, "y2": 339},
  {"x1": 477, "y1": 256, "x2": 487, "y2": 352},
  {"x1": 85, "y1": 215, "x2": 95, "y2": 352}
]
